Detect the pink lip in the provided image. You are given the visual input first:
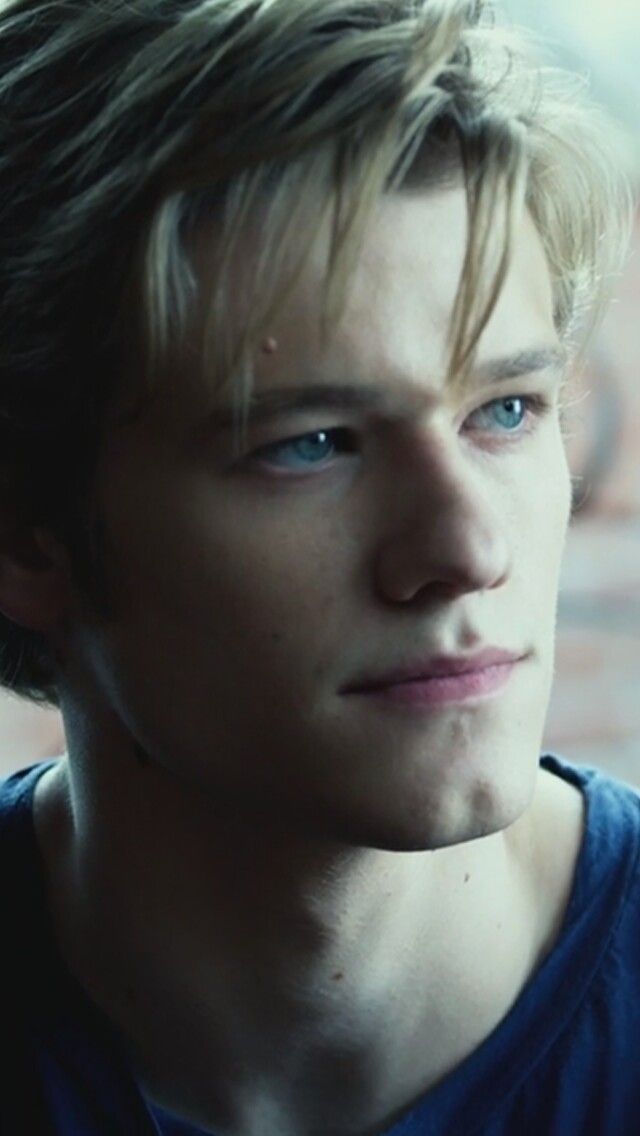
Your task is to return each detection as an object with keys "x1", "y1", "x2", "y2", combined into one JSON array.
[
  {"x1": 345, "y1": 649, "x2": 525, "y2": 690},
  {"x1": 341, "y1": 649, "x2": 527, "y2": 708},
  {"x1": 350, "y1": 661, "x2": 519, "y2": 707}
]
